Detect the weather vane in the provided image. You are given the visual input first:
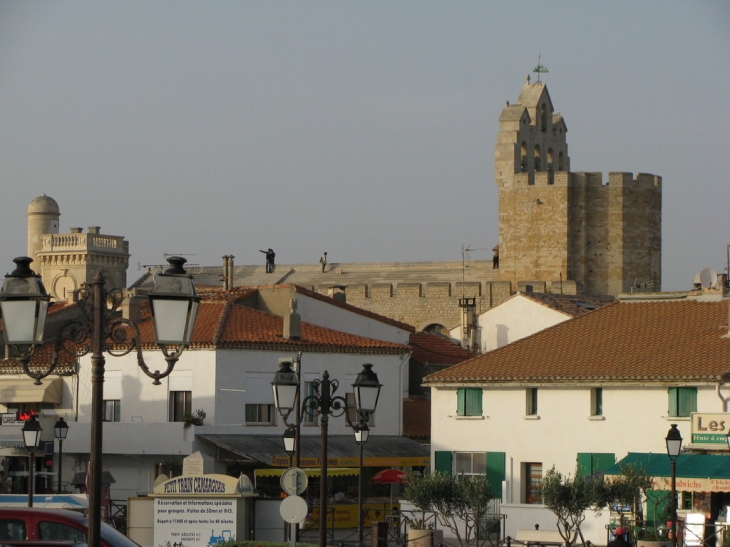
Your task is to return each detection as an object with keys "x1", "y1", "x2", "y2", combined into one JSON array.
[{"x1": 533, "y1": 52, "x2": 549, "y2": 83}]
